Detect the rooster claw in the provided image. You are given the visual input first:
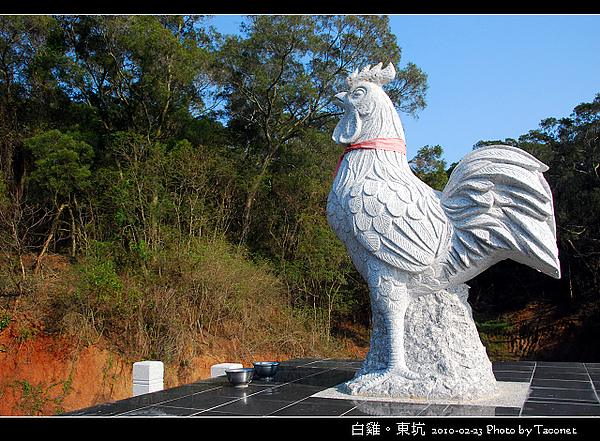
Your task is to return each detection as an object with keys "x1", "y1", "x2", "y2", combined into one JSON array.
[{"x1": 344, "y1": 367, "x2": 419, "y2": 395}]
